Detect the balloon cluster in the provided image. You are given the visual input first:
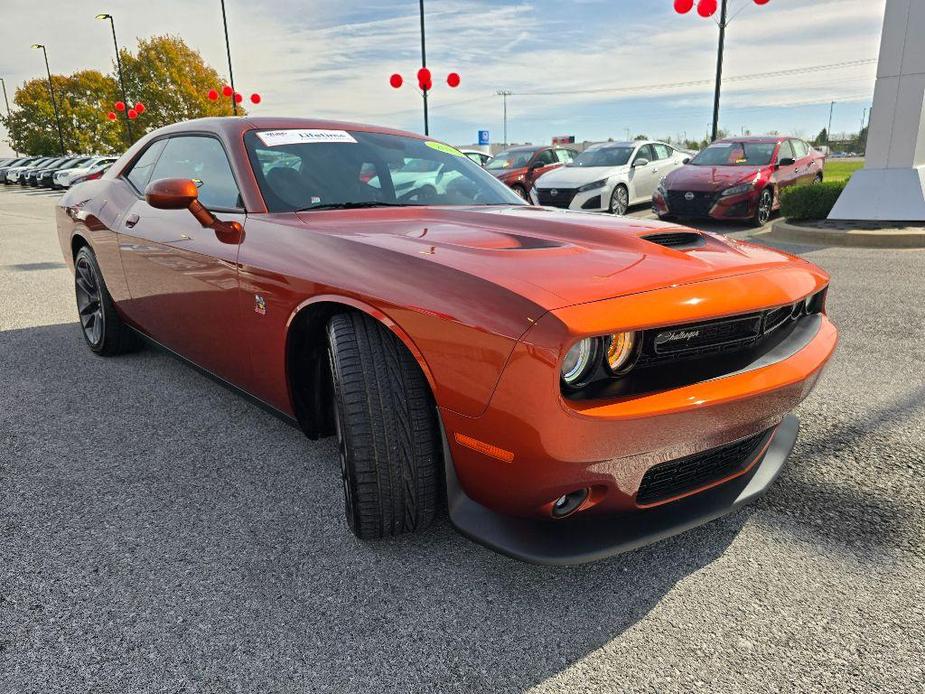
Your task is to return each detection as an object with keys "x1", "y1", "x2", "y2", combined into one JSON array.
[
  {"x1": 107, "y1": 100, "x2": 145, "y2": 121},
  {"x1": 208, "y1": 85, "x2": 262, "y2": 105},
  {"x1": 674, "y1": 0, "x2": 769, "y2": 16},
  {"x1": 389, "y1": 69, "x2": 461, "y2": 92}
]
